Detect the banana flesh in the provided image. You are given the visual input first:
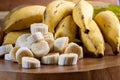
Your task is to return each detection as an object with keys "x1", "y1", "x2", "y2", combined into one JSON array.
[
  {"x1": 4, "y1": 5, "x2": 46, "y2": 33},
  {"x1": 43, "y1": 0, "x2": 75, "y2": 33},
  {"x1": 16, "y1": 47, "x2": 34, "y2": 64},
  {"x1": 94, "y1": 11, "x2": 120, "y2": 55},
  {"x1": 80, "y1": 20, "x2": 105, "y2": 57},
  {"x1": 22, "y1": 57, "x2": 40, "y2": 69},
  {"x1": 73, "y1": 0, "x2": 93, "y2": 33},
  {"x1": 41, "y1": 53, "x2": 59, "y2": 65},
  {"x1": 30, "y1": 40, "x2": 50, "y2": 58},
  {"x1": 30, "y1": 23, "x2": 48, "y2": 34},
  {"x1": 64, "y1": 42, "x2": 83, "y2": 59},
  {"x1": 58, "y1": 53, "x2": 78, "y2": 66},
  {"x1": 55, "y1": 15, "x2": 77, "y2": 42}
]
